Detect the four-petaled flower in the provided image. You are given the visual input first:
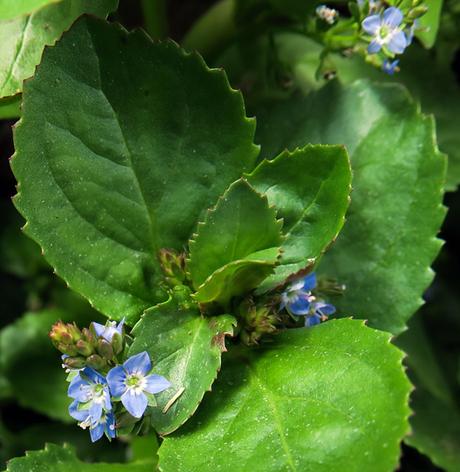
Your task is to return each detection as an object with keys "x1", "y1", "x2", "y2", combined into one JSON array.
[
  {"x1": 280, "y1": 273, "x2": 317, "y2": 315},
  {"x1": 280, "y1": 273, "x2": 335, "y2": 327},
  {"x1": 107, "y1": 352, "x2": 171, "y2": 418},
  {"x1": 382, "y1": 58, "x2": 399, "y2": 75},
  {"x1": 70, "y1": 402, "x2": 116, "y2": 442},
  {"x1": 68, "y1": 367, "x2": 111, "y2": 425},
  {"x1": 92, "y1": 318, "x2": 124, "y2": 342},
  {"x1": 362, "y1": 7, "x2": 408, "y2": 54}
]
